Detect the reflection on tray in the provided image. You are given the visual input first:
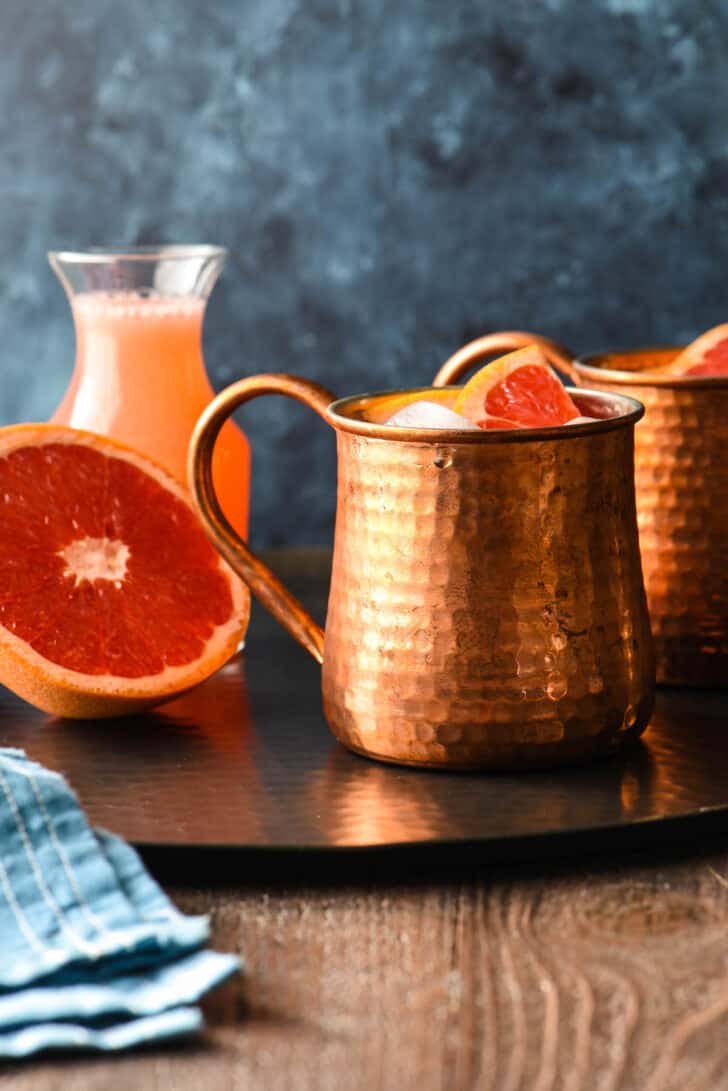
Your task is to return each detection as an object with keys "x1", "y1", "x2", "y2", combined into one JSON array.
[
  {"x1": 0, "y1": 655, "x2": 727, "y2": 850},
  {"x1": 308, "y1": 741, "x2": 659, "y2": 847}
]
